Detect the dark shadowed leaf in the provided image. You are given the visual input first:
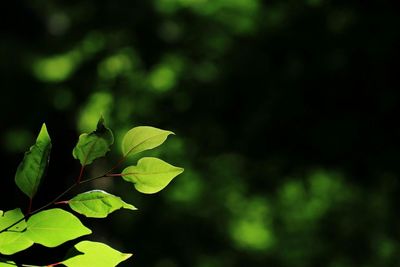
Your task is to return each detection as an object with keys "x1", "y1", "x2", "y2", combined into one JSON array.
[
  {"x1": 15, "y1": 124, "x2": 52, "y2": 198},
  {"x1": 73, "y1": 117, "x2": 114, "y2": 166}
]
